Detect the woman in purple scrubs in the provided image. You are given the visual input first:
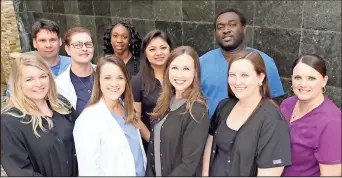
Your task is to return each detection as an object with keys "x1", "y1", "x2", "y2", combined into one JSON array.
[{"x1": 280, "y1": 54, "x2": 341, "y2": 176}]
